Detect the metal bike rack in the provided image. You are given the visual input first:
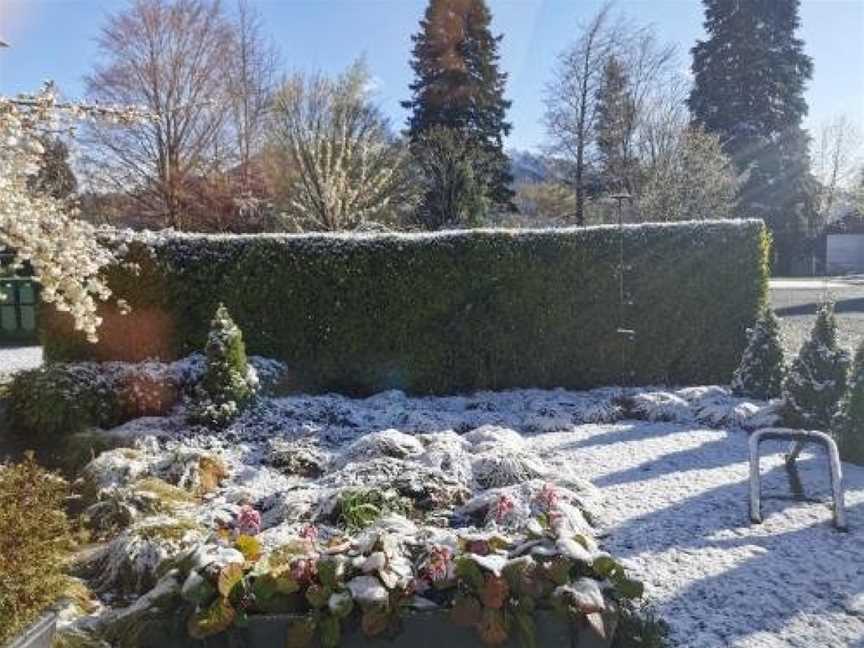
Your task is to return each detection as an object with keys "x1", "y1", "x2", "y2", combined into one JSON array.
[{"x1": 749, "y1": 428, "x2": 847, "y2": 531}]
